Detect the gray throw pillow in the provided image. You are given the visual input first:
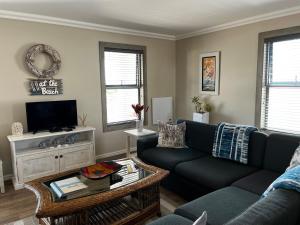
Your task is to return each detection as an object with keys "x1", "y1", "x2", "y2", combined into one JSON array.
[
  {"x1": 287, "y1": 144, "x2": 300, "y2": 170},
  {"x1": 157, "y1": 121, "x2": 186, "y2": 148},
  {"x1": 193, "y1": 211, "x2": 207, "y2": 225}
]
